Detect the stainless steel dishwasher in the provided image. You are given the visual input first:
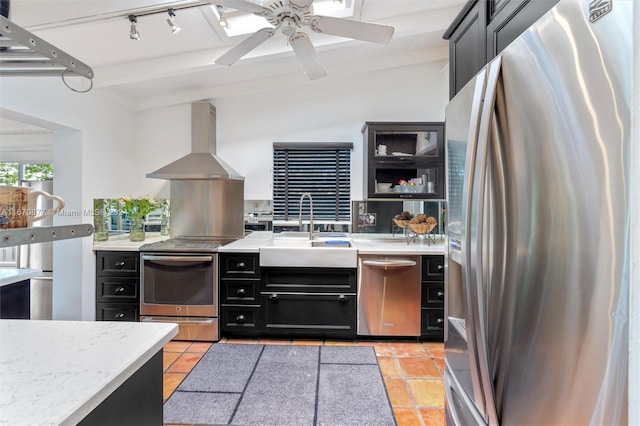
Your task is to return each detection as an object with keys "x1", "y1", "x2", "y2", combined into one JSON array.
[{"x1": 357, "y1": 255, "x2": 421, "y2": 336}]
